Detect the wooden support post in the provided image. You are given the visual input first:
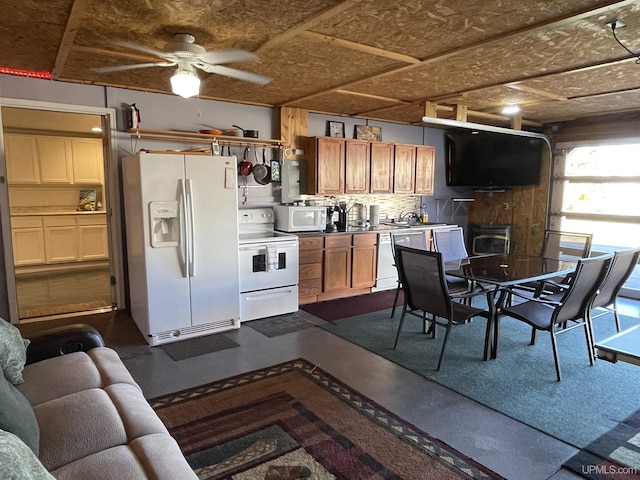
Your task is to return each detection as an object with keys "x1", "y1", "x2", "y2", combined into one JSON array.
[
  {"x1": 454, "y1": 104, "x2": 468, "y2": 122},
  {"x1": 424, "y1": 101, "x2": 438, "y2": 119},
  {"x1": 279, "y1": 107, "x2": 308, "y2": 158},
  {"x1": 511, "y1": 114, "x2": 523, "y2": 130}
]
